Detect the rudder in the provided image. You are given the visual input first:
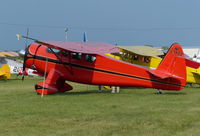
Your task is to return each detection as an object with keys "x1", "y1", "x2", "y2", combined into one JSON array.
[
  {"x1": 148, "y1": 43, "x2": 186, "y2": 87},
  {"x1": 157, "y1": 43, "x2": 185, "y2": 71}
]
